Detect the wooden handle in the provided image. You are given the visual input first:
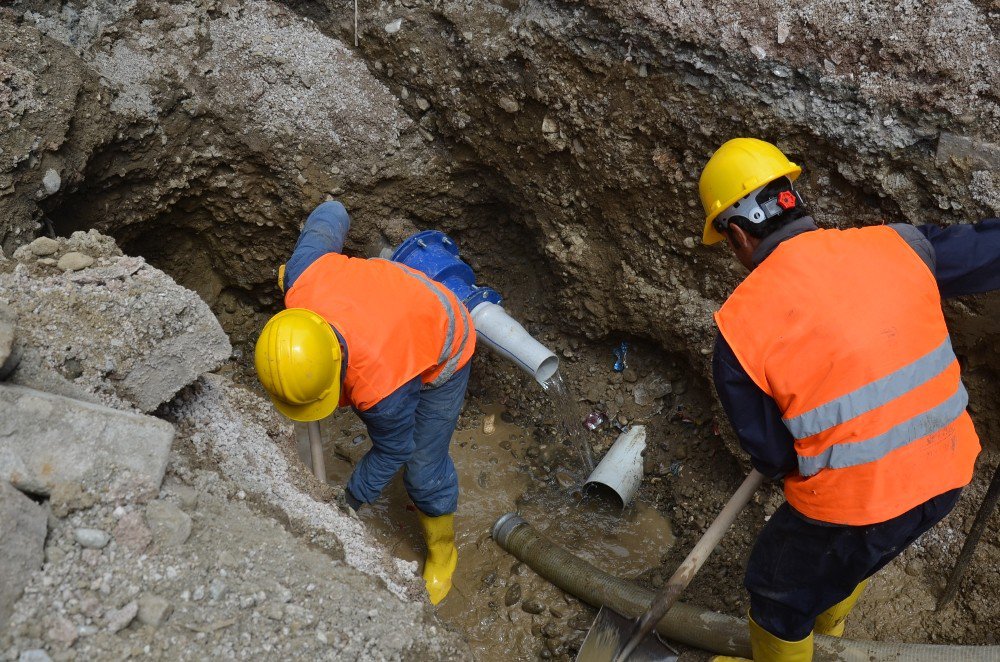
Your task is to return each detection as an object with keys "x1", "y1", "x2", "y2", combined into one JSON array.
[
  {"x1": 616, "y1": 470, "x2": 766, "y2": 661},
  {"x1": 307, "y1": 421, "x2": 327, "y2": 482}
]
